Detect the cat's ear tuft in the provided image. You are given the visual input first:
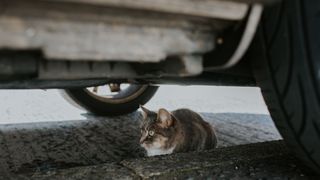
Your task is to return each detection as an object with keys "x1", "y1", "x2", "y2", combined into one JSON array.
[
  {"x1": 157, "y1": 108, "x2": 173, "y2": 128},
  {"x1": 140, "y1": 105, "x2": 150, "y2": 119}
]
